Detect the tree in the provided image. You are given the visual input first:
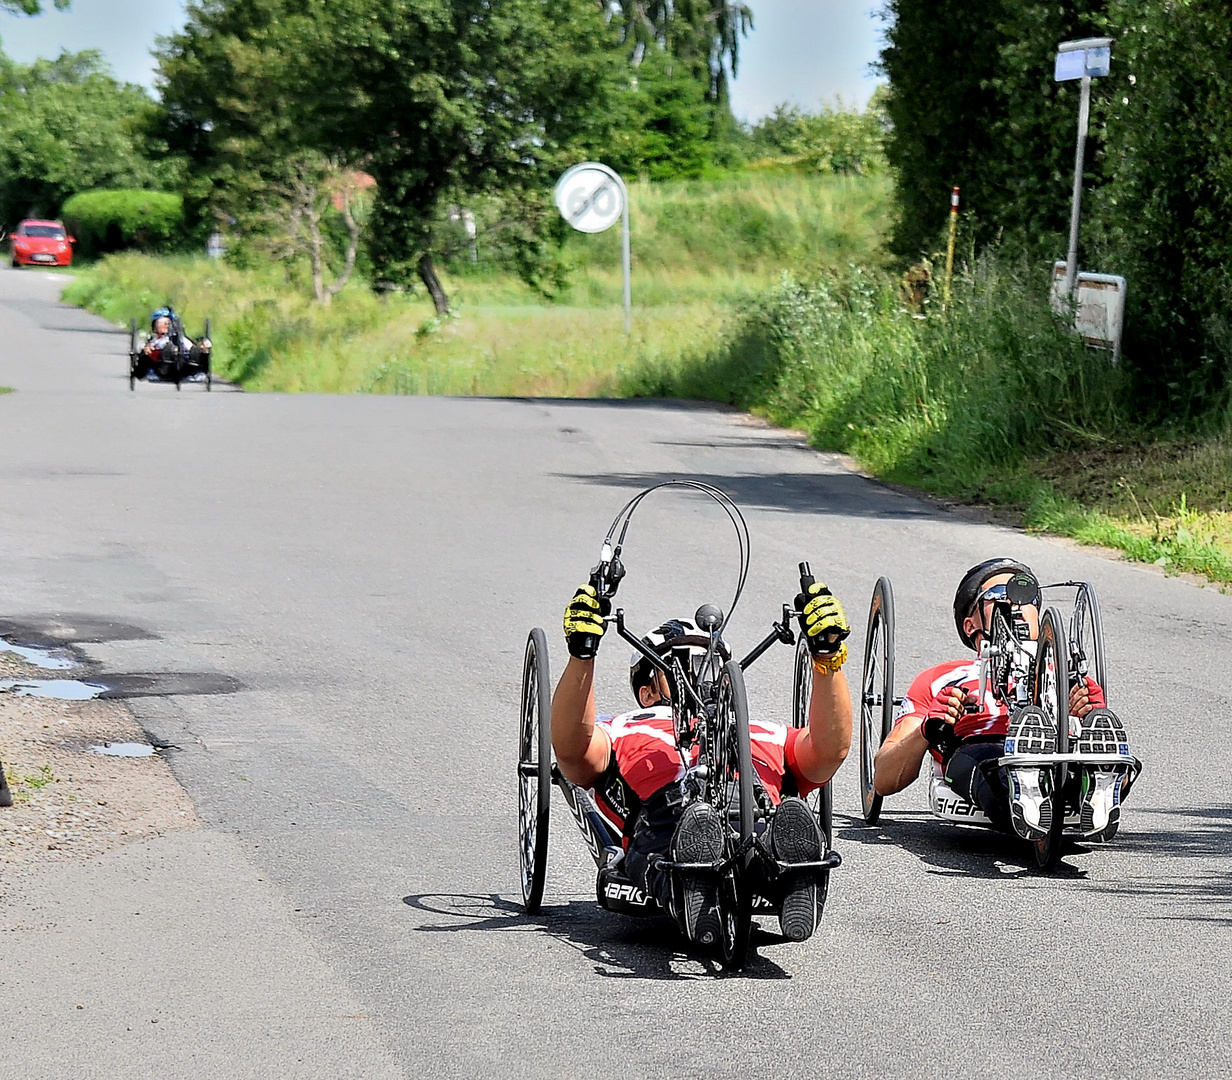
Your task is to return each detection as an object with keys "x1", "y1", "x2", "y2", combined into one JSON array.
[
  {"x1": 0, "y1": 47, "x2": 174, "y2": 224},
  {"x1": 879, "y1": 0, "x2": 1106, "y2": 260},
  {"x1": 160, "y1": 0, "x2": 620, "y2": 313},
  {"x1": 610, "y1": 0, "x2": 751, "y2": 104},
  {"x1": 254, "y1": 154, "x2": 364, "y2": 304}
]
